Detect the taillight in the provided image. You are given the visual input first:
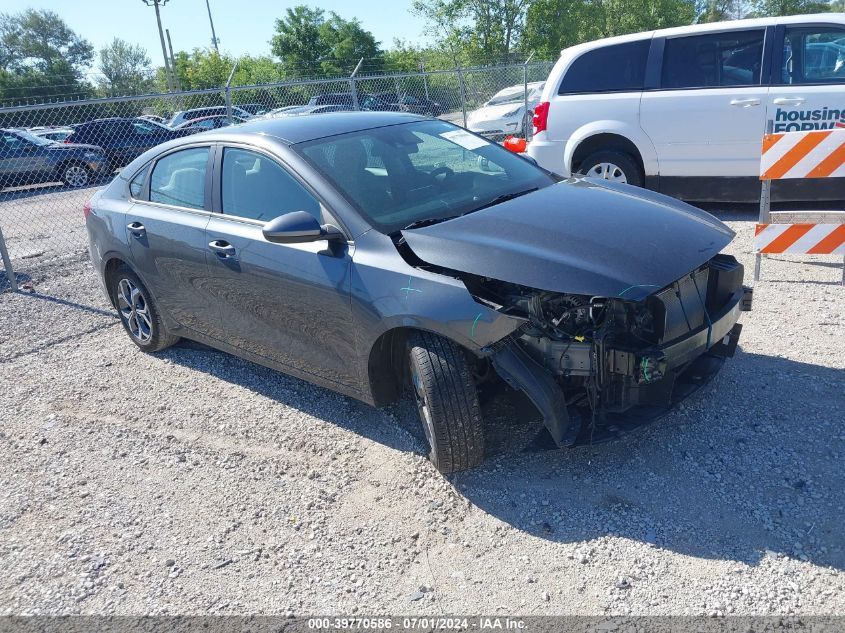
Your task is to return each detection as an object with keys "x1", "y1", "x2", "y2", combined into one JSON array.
[
  {"x1": 533, "y1": 101, "x2": 550, "y2": 135},
  {"x1": 83, "y1": 198, "x2": 93, "y2": 220},
  {"x1": 63, "y1": 137, "x2": 71, "y2": 144}
]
